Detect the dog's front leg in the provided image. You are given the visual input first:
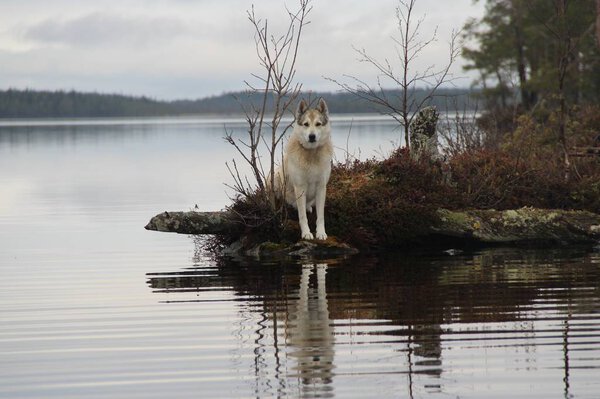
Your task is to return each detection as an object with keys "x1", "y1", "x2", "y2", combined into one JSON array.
[
  {"x1": 294, "y1": 186, "x2": 313, "y2": 240},
  {"x1": 315, "y1": 183, "x2": 327, "y2": 240}
]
